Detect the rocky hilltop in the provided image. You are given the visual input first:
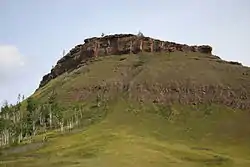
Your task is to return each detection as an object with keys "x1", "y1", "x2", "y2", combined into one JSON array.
[{"x1": 39, "y1": 34, "x2": 213, "y2": 88}]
